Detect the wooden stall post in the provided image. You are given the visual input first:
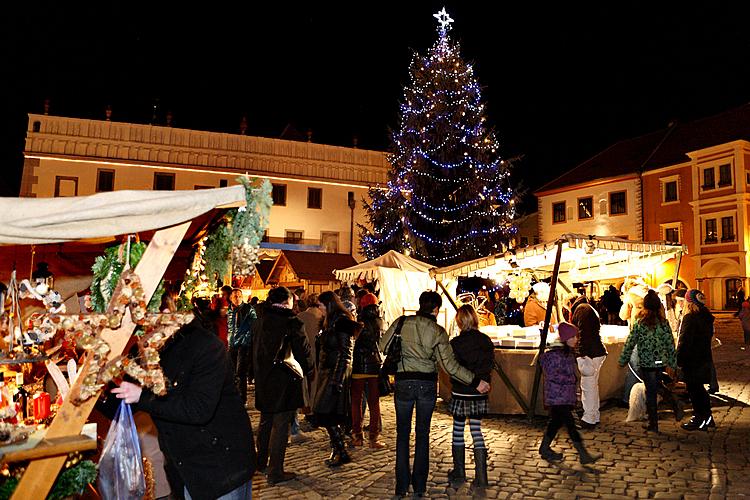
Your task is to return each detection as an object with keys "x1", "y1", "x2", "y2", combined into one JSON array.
[
  {"x1": 11, "y1": 222, "x2": 191, "y2": 500},
  {"x1": 671, "y1": 250, "x2": 683, "y2": 289},
  {"x1": 528, "y1": 240, "x2": 564, "y2": 420}
]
